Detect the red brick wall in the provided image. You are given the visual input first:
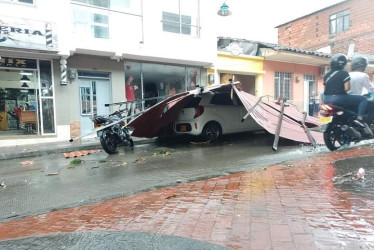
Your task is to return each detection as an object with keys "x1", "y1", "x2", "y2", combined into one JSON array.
[{"x1": 277, "y1": 0, "x2": 374, "y2": 54}]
